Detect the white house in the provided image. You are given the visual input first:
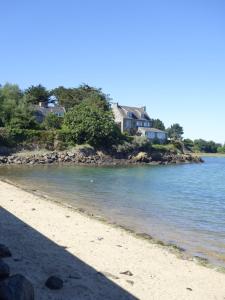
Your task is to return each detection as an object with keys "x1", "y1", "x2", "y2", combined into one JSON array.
[
  {"x1": 137, "y1": 127, "x2": 167, "y2": 143},
  {"x1": 112, "y1": 103, "x2": 167, "y2": 143}
]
